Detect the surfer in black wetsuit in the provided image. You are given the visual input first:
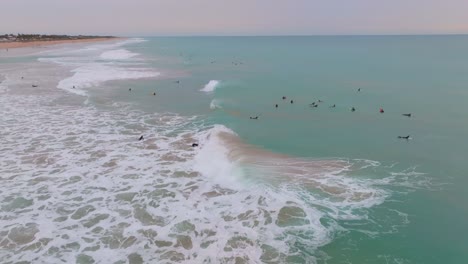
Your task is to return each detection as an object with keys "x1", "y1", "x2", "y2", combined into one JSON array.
[
  {"x1": 351, "y1": 107, "x2": 356, "y2": 112},
  {"x1": 402, "y1": 113, "x2": 412, "y2": 117},
  {"x1": 138, "y1": 135, "x2": 144, "y2": 141},
  {"x1": 290, "y1": 100, "x2": 294, "y2": 104},
  {"x1": 330, "y1": 104, "x2": 336, "y2": 108},
  {"x1": 275, "y1": 104, "x2": 278, "y2": 108},
  {"x1": 191, "y1": 143, "x2": 199, "y2": 147},
  {"x1": 282, "y1": 96, "x2": 286, "y2": 100},
  {"x1": 398, "y1": 135, "x2": 410, "y2": 140},
  {"x1": 129, "y1": 88, "x2": 132, "y2": 91},
  {"x1": 250, "y1": 116, "x2": 259, "y2": 120}
]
